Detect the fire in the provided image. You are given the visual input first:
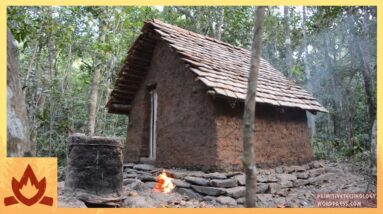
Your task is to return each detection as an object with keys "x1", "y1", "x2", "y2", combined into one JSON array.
[
  {"x1": 4, "y1": 164, "x2": 53, "y2": 206},
  {"x1": 154, "y1": 170, "x2": 176, "y2": 193},
  {"x1": 19, "y1": 178, "x2": 40, "y2": 199}
]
